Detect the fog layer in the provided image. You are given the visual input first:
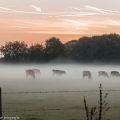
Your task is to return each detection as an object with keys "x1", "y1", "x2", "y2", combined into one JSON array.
[{"x1": 0, "y1": 63, "x2": 120, "y2": 92}]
